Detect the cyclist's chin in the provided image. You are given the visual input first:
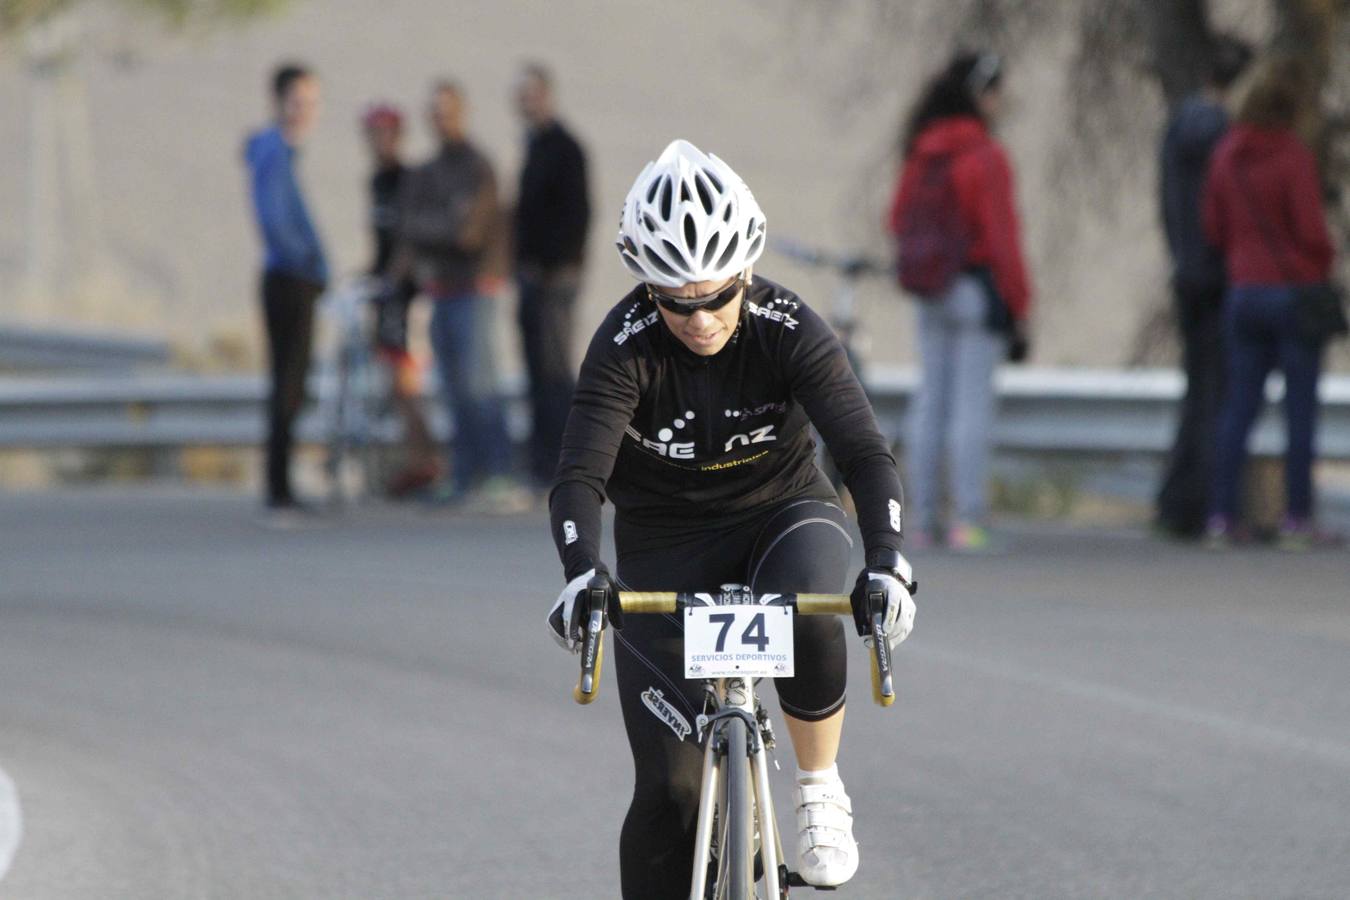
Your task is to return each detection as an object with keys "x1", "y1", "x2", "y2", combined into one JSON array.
[{"x1": 677, "y1": 328, "x2": 730, "y2": 356}]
